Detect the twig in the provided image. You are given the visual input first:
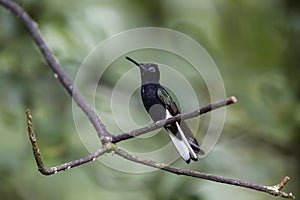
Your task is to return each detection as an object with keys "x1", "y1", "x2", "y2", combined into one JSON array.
[
  {"x1": 26, "y1": 109, "x2": 110, "y2": 175},
  {"x1": 114, "y1": 147, "x2": 295, "y2": 199},
  {"x1": 0, "y1": 0, "x2": 110, "y2": 141},
  {"x1": 26, "y1": 108, "x2": 295, "y2": 198},
  {"x1": 112, "y1": 96, "x2": 237, "y2": 143},
  {"x1": 266, "y1": 176, "x2": 295, "y2": 198}
]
